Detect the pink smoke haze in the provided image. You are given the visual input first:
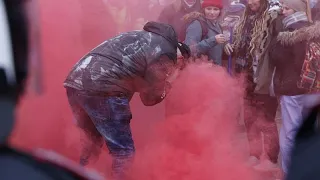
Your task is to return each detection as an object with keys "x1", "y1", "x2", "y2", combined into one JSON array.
[
  {"x1": 8, "y1": 1, "x2": 259, "y2": 179},
  {"x1": 127, "y1": 63, "x2": 257, "y2": 180}
]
